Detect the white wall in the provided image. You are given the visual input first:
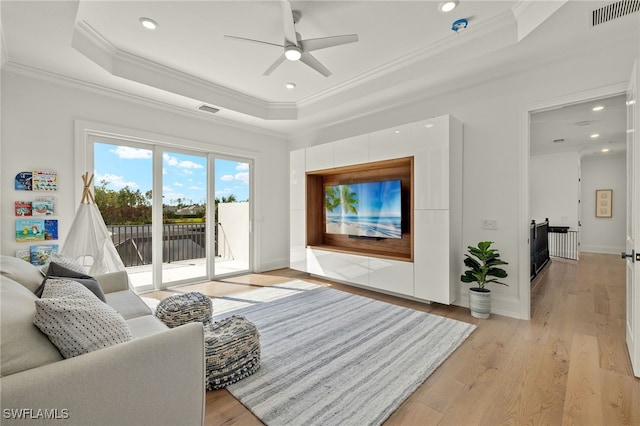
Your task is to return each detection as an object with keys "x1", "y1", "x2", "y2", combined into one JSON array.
[
  {"x1": 1, "y1": 70, "x2": 290, "y2": 273},
  {"x1": 289, "y1": 31, "x2": 637, "y2": 319},
  {"x1": 580, "y1": 155, "x2": 626, "y2": 254},
  {"x1": 530, "y1": 152, "x2": 580, "y2": 229}
]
